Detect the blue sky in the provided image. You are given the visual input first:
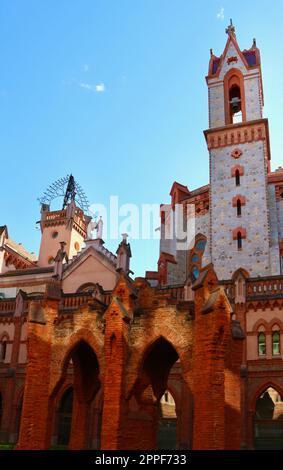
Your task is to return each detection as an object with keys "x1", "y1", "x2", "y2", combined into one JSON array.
[{"x1": 1, "y1": 0, "x2": 283, "y2": 277}]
